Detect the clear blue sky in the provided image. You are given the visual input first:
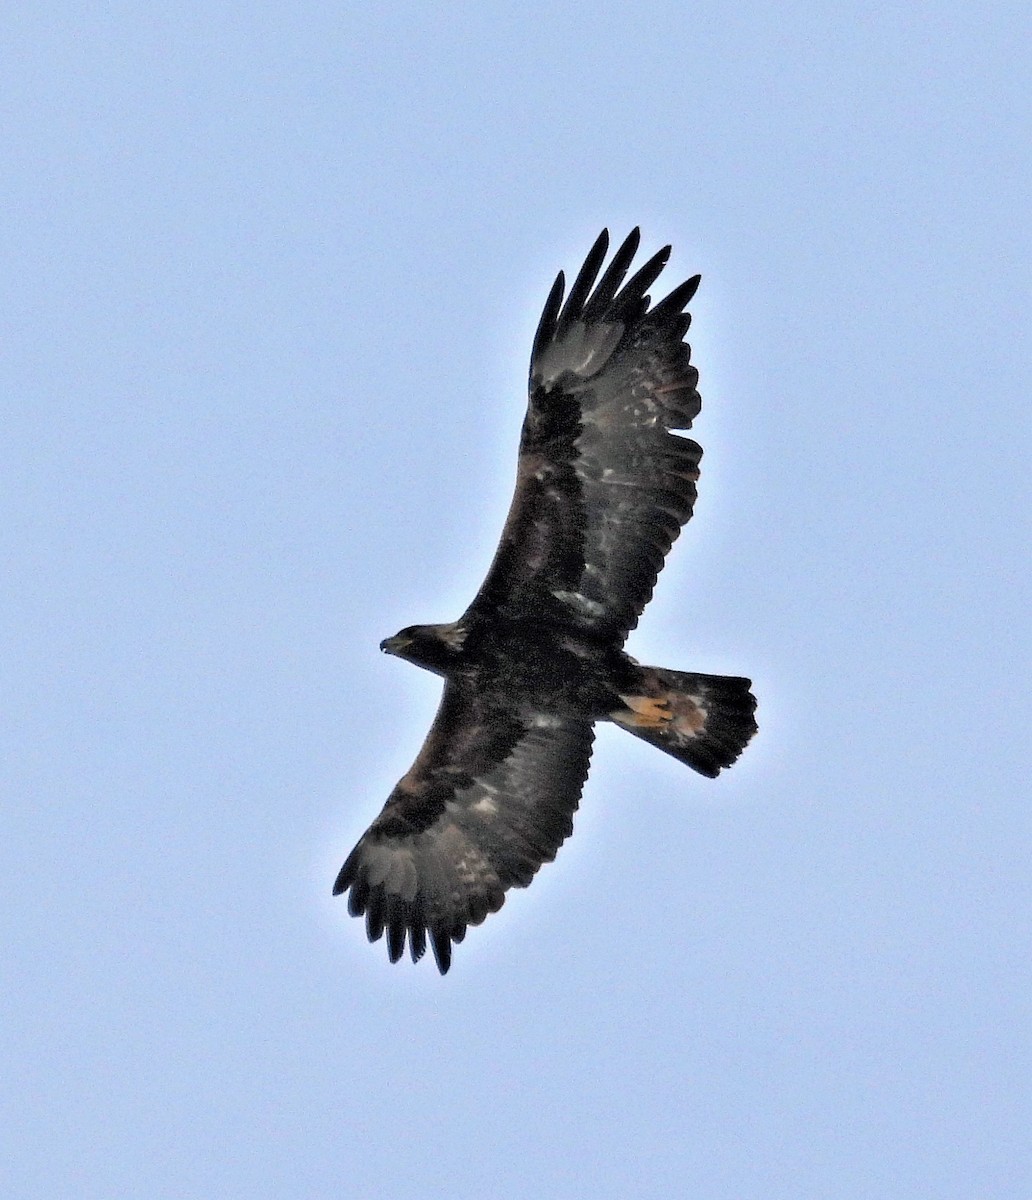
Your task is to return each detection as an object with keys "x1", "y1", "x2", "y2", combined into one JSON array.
[{"x1": 3, "y1": 5, "x2": 1027, "y2": 1197}]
